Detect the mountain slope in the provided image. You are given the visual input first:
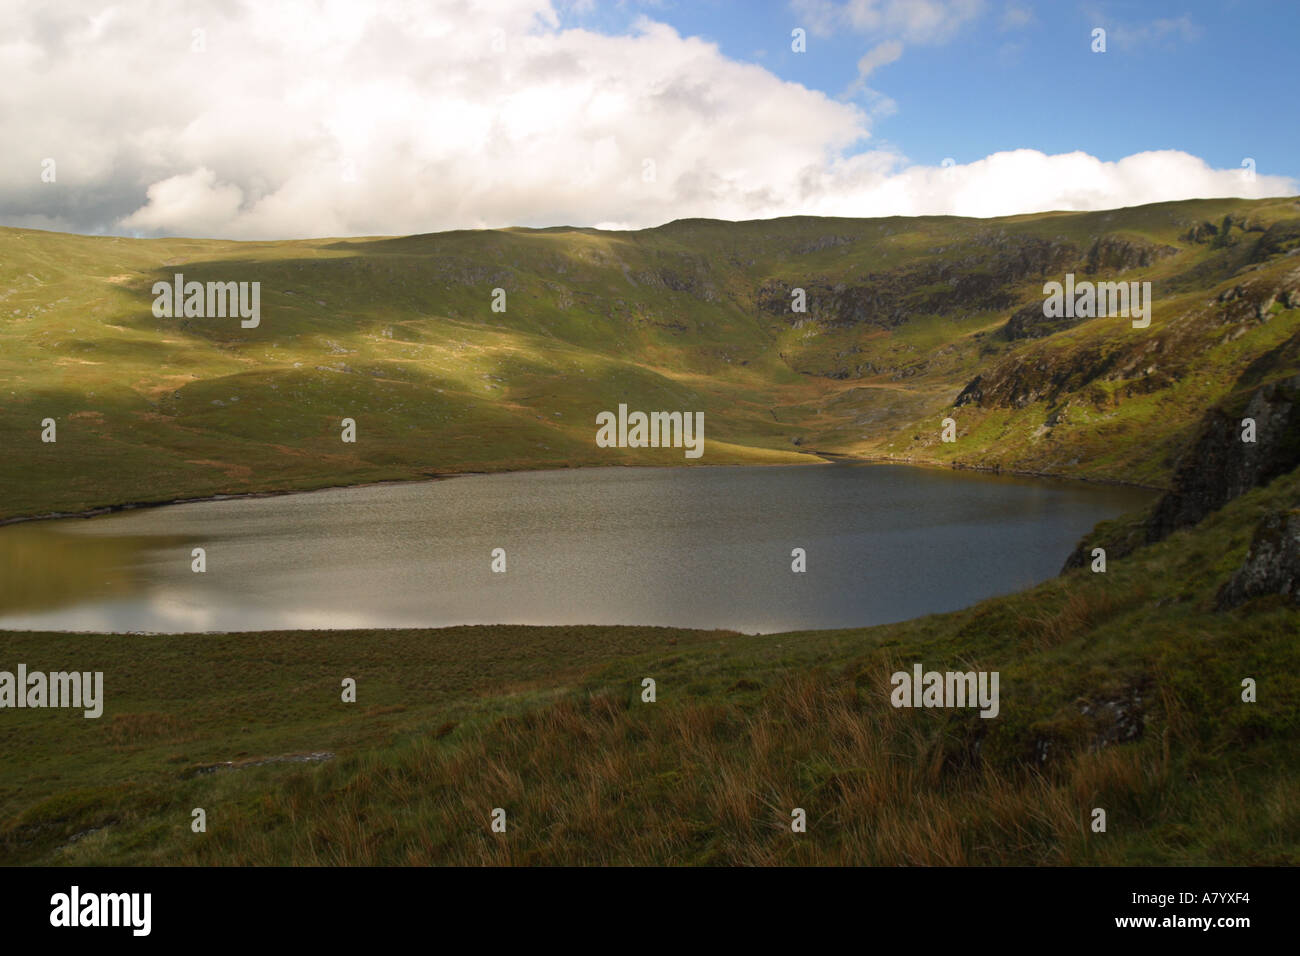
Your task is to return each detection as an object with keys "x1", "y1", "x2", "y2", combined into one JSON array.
[{"x1": 2, "y1": 196, "x2": 1299, "y2": 519}]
